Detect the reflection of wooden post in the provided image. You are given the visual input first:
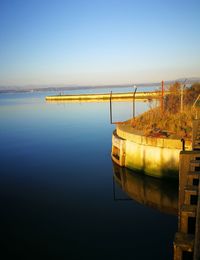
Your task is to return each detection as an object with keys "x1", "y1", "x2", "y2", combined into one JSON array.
[
  {"x1": 112, "y1": 177, "x2": 116, "y2": 201},
  {"x1": 110, "y1": 91, "x2": 112, "y2": 124},
  {"x1": 161, "y1": 80, "x2": 164, "y2": 113}
]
